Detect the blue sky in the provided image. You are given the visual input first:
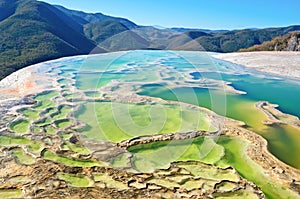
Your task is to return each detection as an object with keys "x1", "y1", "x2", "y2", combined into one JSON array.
[{"x1": 41, "y1": 0, "x2": 299, "y2": 30}]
